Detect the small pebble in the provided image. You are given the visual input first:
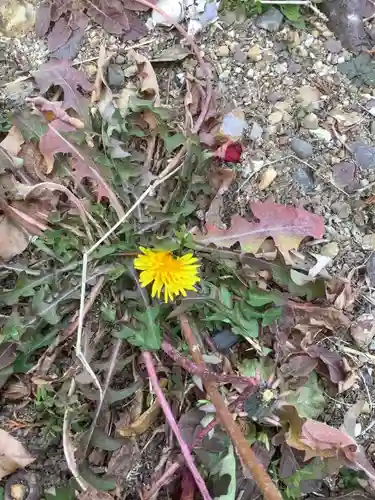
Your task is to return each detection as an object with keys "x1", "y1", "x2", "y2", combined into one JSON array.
[
  {"x1": 332, "y1": 162, "x2": 355, "y2": 188},
  {"x1": 219, "y1": 70, "x2": 230, "y2": 81},
  {"x1": 293, "y1": 166, "x2": 315, "y2": 191},
  {"x1": 217, "y1": 45, "x2": 229, "y2": 57},
  {"x1": 302, "y1": 113, "x2": 319, "y2": 130},
  {"x1": 256, "y1": 7, "x2": 283, "y2": 32},
  {"x1": 331, "y1": 201, "x2": 351, "y2": 219},
  {"x1": 123, "y1": 65, "x2": 137, "y2": 78},
  {"x1": 321, "y1": 242, "x2": 339, "y2": 258},
  {"x1": 268, "y1": 111, "x2": 283, "y2": 124},
  {"x1": 250, "y1": 121, "x2": 263, "y2": 140},
  {"x1": 325, "y1": 39, "x2": 342, "y2": 53},
  {"x1": 290, "y1": 138, "x2": 313, "y2": 159},
  {"x1": 107, "y1": 64, "x2": 124, "y2": 87},
  {"x1": 247, "y1": 45, "x2": 262, "y2": 62},
  {"x1": 310, "y1": 127, "x2": 332, "y2": 142},
  {"x1": 362, "y1": 234, "x2": 375, "y2": 250},
  {"x1": 115, "y1": 54, "x2": 126, "y2": 64}
]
